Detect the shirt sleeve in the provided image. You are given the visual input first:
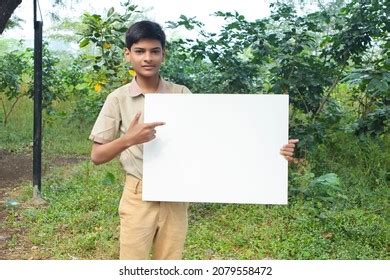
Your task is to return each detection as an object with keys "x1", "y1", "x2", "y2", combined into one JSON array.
[
  {"x1": 181, "y1": 85, "x2": 192, "y2": 94},
  {"x1": 88, "y1": 94, "x2": 121, "y2": 144}
]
